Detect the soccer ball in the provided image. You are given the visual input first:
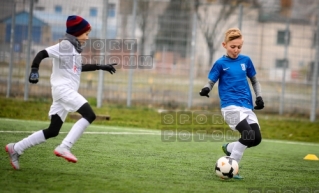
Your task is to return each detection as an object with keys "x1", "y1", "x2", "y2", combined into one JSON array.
[{"x1": 215, "y1": 156, "x2": 239, "y2": 179}]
